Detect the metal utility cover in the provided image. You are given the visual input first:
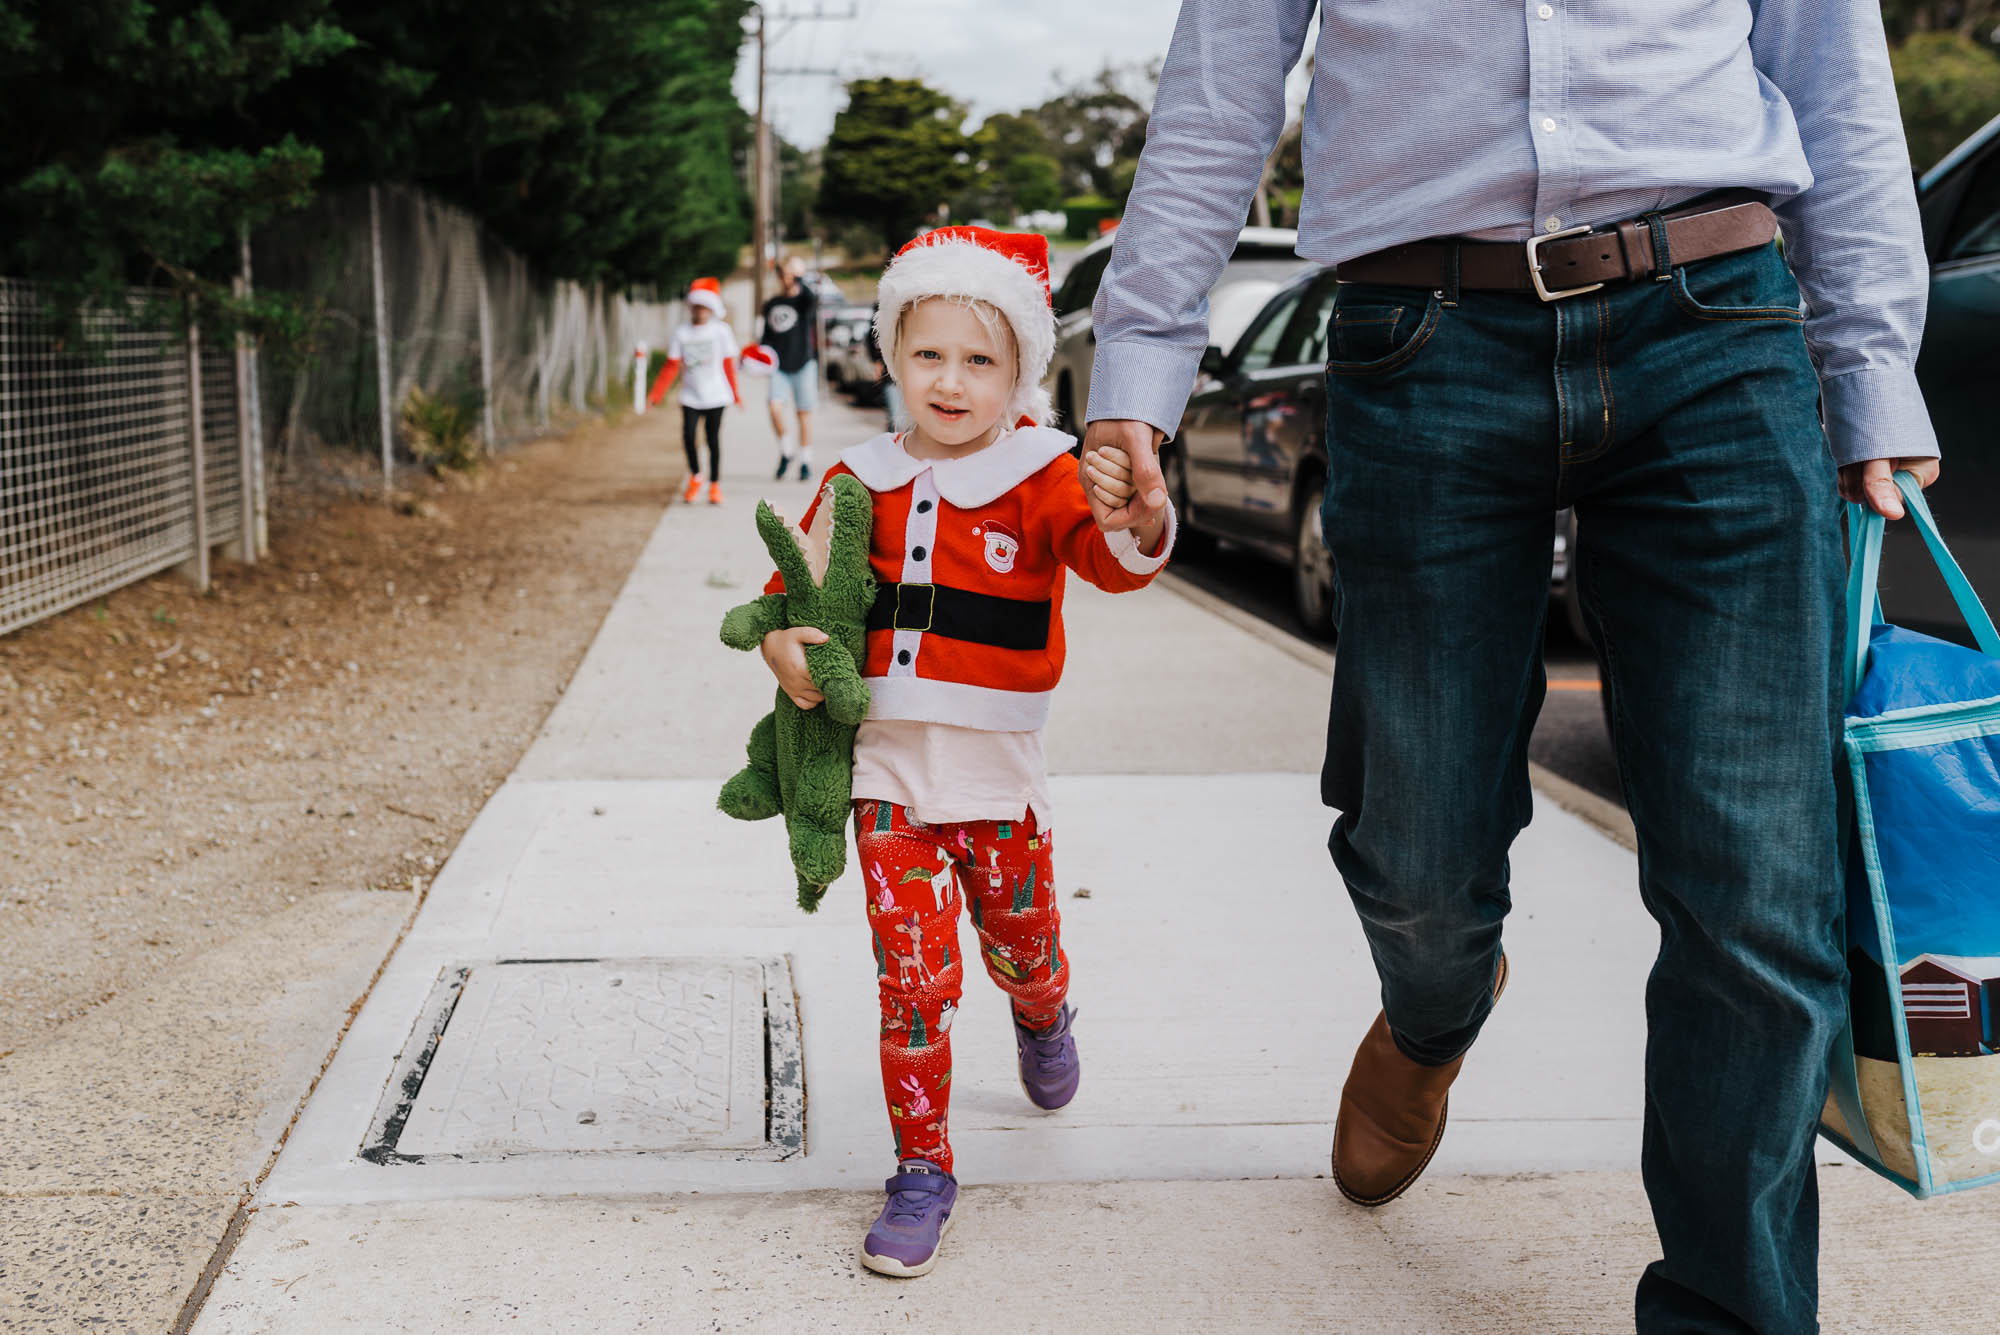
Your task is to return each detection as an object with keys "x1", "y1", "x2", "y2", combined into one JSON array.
[{"x1": 365, "y1": 956, "x2": 803, "y2": 1162}]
